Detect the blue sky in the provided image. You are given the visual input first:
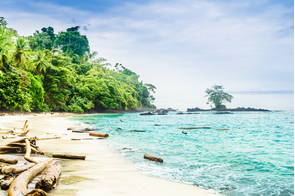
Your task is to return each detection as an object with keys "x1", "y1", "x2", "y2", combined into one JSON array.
[{"x1": 1, "y1": 0, "x2": 294, "y2": 110}]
